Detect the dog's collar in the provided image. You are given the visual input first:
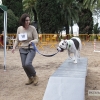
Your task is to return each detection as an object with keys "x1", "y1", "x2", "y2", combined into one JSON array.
[
  {"x1": 66, "y1": 41, "x2": 71, "y2": 49},
  {"x1": 68, "y1": 44, "x2": 71, "y2": 48}
]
